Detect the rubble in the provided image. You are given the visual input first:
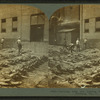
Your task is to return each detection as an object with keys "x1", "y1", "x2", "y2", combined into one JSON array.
[
  {"x1": 1, "y1": 47, "x2": 100, "y2": 88},
  {"x1": 48, "y1": 47, "x2": 100, "y2": 88},
  {"x1": 0, "y1": 48, "x2": 48, "y2": 88}
]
